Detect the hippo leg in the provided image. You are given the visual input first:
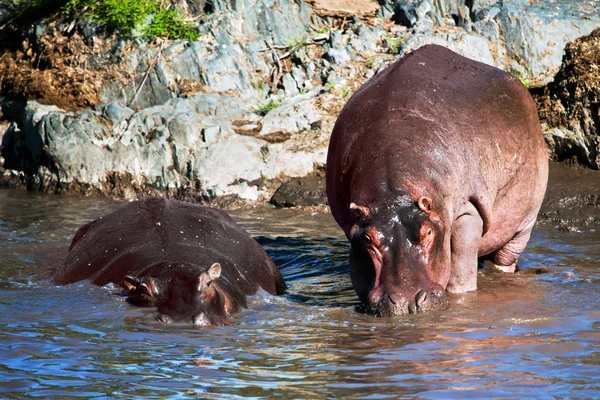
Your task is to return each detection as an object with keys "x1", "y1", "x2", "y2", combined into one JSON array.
[
  {"x1": 447, "y1": 214, "x2": 483, "y2": 293},
  {"x1": 489, "y1": 220, "x2": 535, "y2": 273}
]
